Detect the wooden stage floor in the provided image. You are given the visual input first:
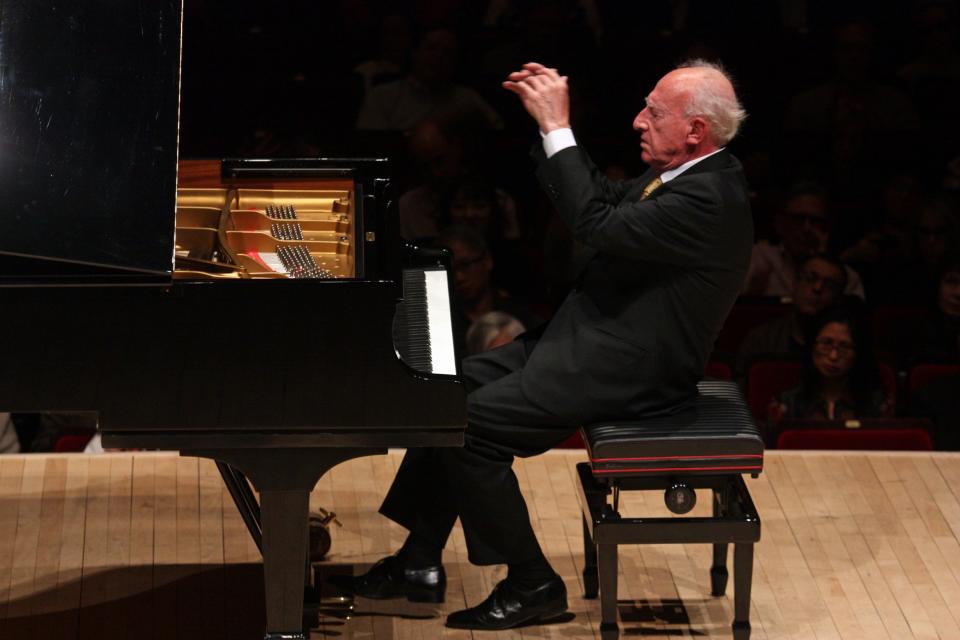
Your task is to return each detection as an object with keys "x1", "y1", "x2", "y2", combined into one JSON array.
[{"x1": 2, "y1": 449, "x2": 960, "y2": 639}]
